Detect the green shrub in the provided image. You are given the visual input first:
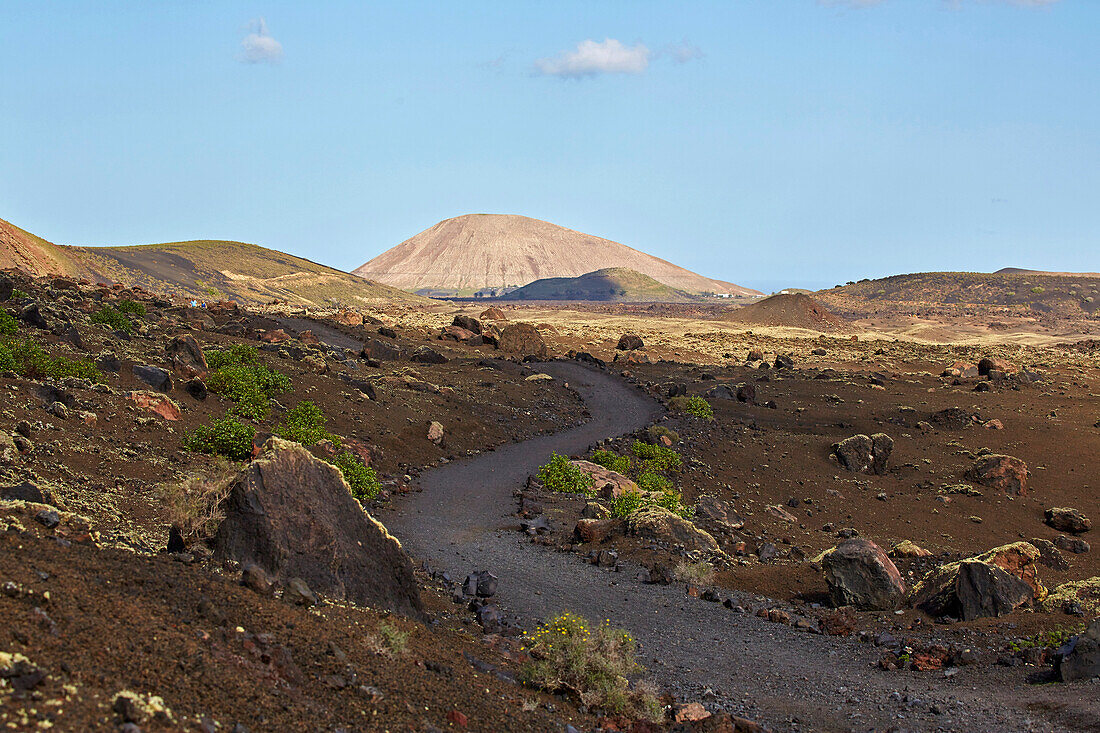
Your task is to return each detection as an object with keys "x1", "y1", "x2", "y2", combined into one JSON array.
[
  {"x1": 204, "y1": 348, "x2": 291, "y2": 420},
  {"x1": 654, "y1": 488, "x2": 694, "y2": 519},
  {"x1": 636, "y1": 469, "x2": 673, "y2": 494},
  {"x1": 521, "y1": 612, "x2": 660, "y2": 720},
  {"x1": 330, "y1": 450, "x2": 381, "y2": 502},
  {"x1": 0, "y1": 337, "x2": 102, "y2": 381},
  {"x1": 537, "y1": 453, "x2": 595, "y2": 495},
  {"x1": 630, "y1": 441, "x2": 682, "y2": 472},
  {"x1": 0, "y1": 310, "x2": 17, "y2": 336},
  {"x1": 669, "y1": 395, "x2": 713, "y2": 421},
  {"x1": 115, "y1": 299, "x2": 147, "y2": 316},
  {"x1": 10, "y1": 289, "x2": 28, "y2": 299},
  {"x1": 610, "y1": 490, "x2": 646, "y2": 518},
  {"x1": 645, "y1": 425, "x2": 679, "y2": 445},
  {"x1": 183, "y1": 416, "x2": 256, "y2": 460},
  {"x1": 277, "y1": 401, "x2": 340, "y2": 447},
  {"x1": 590, "y1": 448, "x2": 632, "y2": 475},
  {"x1": 1031, "y1": 286, "x2": 1044, "y2": 295},
  {"x1": 90, "y1": 305, "x2": 133, "y2": 333}
]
